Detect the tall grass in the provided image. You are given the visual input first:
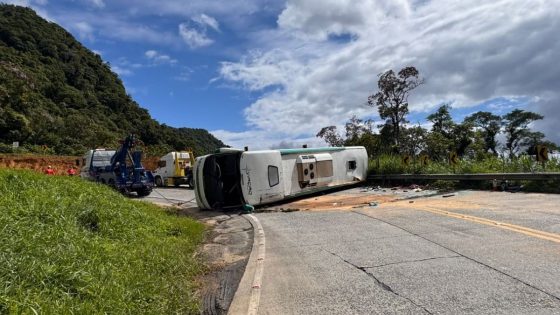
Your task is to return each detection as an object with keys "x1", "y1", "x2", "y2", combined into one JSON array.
[
  {"x1": 369, "y1": 154, "x2": 560, "y2": 175},
  {"x1": 0, "y1": 170, "x2": 205, "y2": 314},
  {"x1": 368, "y1": 155, "x2": 560, "y2": 192}
]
